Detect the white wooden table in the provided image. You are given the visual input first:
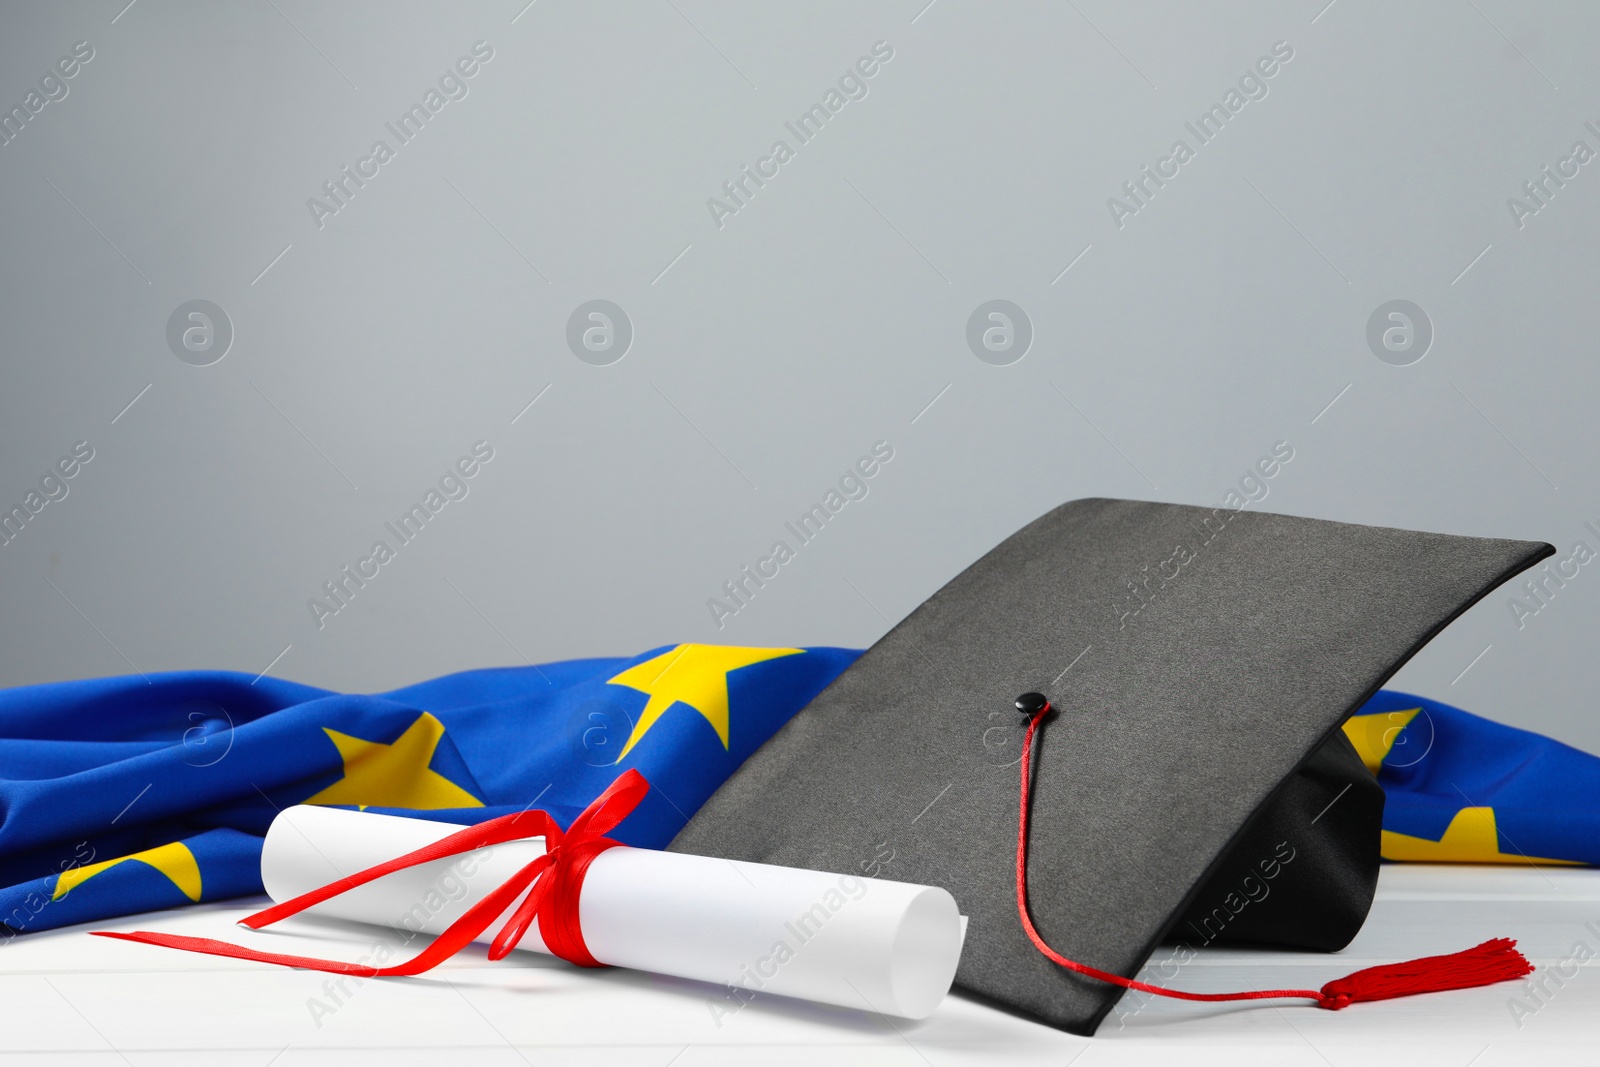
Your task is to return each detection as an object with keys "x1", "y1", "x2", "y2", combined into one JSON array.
[{"x1": 5, "y1": 864, "x2": 1593, "y2": 1065}]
